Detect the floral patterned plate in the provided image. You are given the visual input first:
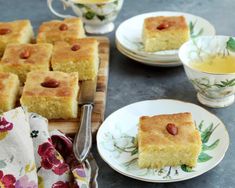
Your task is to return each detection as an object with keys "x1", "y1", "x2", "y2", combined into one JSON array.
[
  {"x1": 115, "y1": 11, "x2": 215, "y2": 61},
  {"x1": 97, "y1": 99, "x2": 229, "y2": 182}
]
